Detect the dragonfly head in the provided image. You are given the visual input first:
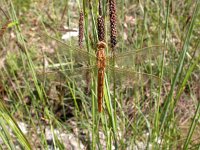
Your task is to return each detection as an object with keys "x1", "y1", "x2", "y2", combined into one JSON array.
[{"x1": 97, "y1": 41, "x2": 107, "y2": 49}]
